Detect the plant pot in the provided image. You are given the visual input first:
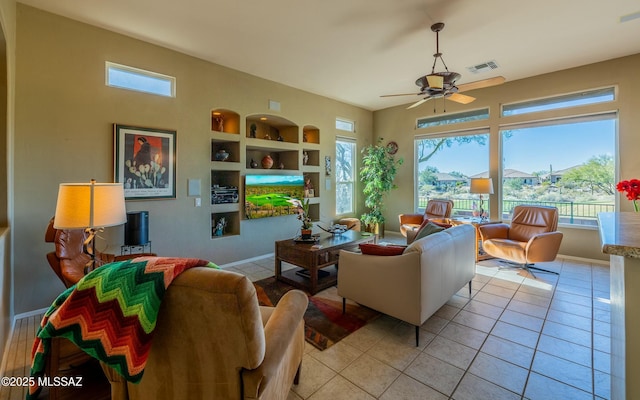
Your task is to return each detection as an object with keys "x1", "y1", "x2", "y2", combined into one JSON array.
[
  {"x1": 300, "y1": 229, "x2": 312, "y2": 239},
  {"x1": 365, "y1": 222, "x2": 384, "y2": 238}
]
